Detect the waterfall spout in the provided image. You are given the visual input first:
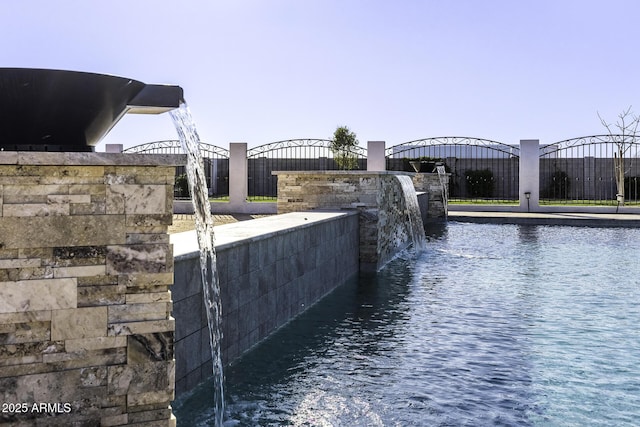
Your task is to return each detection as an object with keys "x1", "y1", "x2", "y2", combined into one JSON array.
[
  {"x1": 394, "y1": 175, "x2": 427, "y2": 252},
  {"x1": 436, "y1": 165, "x2": 449, "y2": 220},
  {"x1": 170, "y1": 103, "x2": 225, "y2": 427}
]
